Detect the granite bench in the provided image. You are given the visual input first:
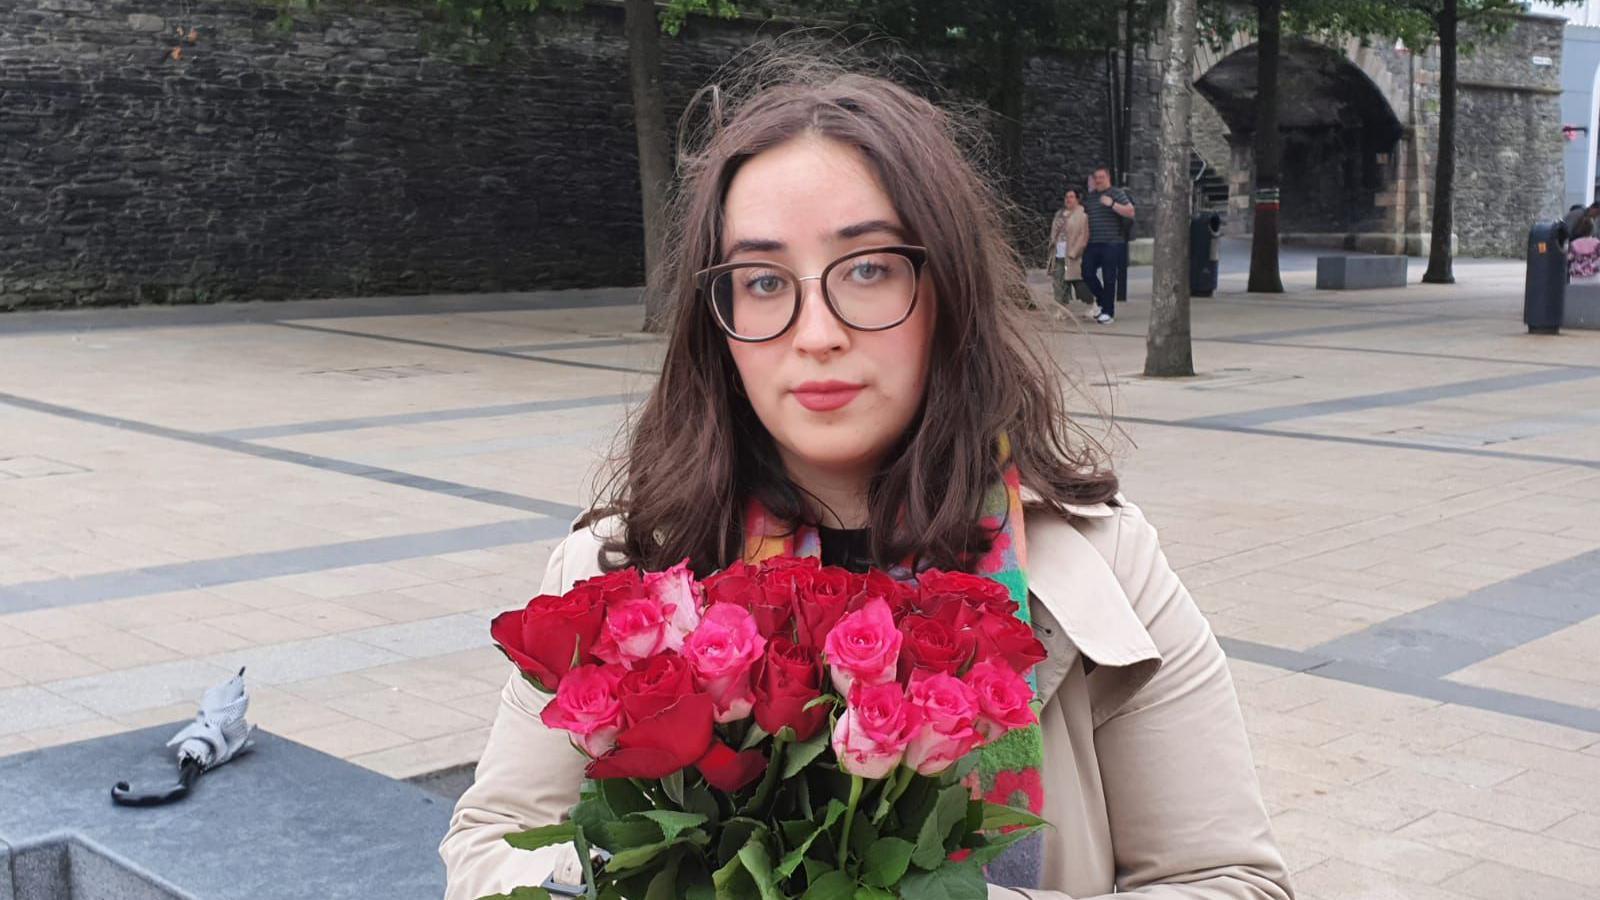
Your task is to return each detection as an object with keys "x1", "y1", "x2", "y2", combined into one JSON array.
[
  {"x1": 0, "y1": 725, "x2": 452, "y2": 899},
  {"x1": 1315, "y1": 255, "x2": 1407, "y2": 290},
  {"x1": 1565, "y1": 281, "x2": 1600, "y2": 329}
]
